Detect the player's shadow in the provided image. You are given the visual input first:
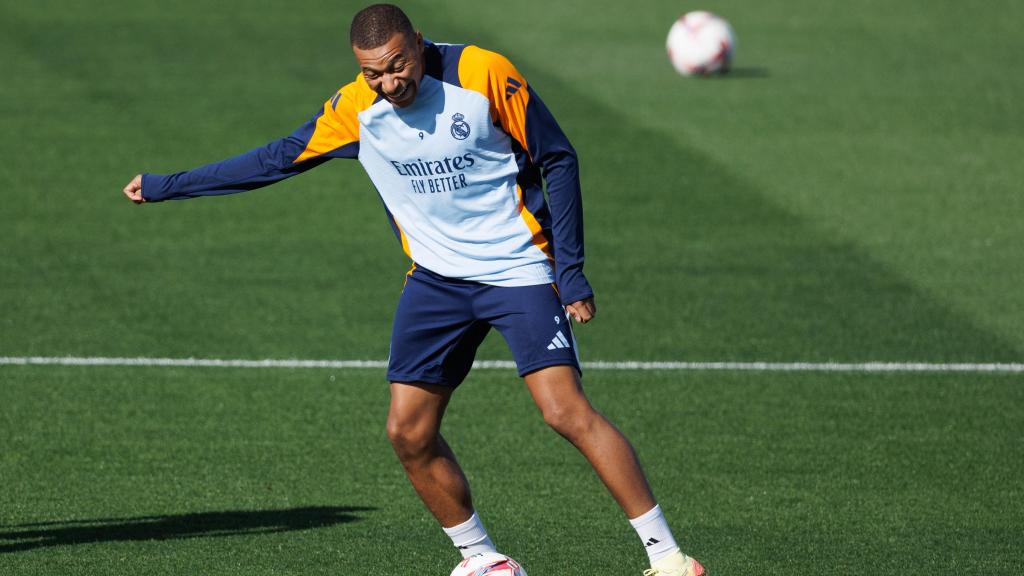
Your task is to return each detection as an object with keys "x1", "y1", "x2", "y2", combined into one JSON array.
[{"x1": 0, "y1": 505, "x2": 374, "y2": 553}]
